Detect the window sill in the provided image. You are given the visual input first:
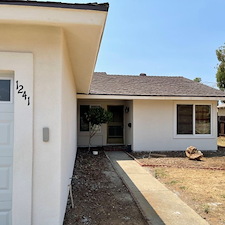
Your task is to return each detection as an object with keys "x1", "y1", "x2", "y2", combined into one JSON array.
[{"x1": 174, "y1": 134, "x2": 215, "y2": 139}]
